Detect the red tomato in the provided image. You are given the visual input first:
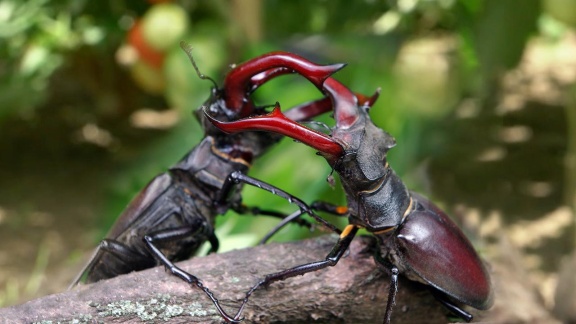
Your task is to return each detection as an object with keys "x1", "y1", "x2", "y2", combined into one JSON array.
[{"x1": 127, "y1": 19, "x2": 165, "y2": 69}]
